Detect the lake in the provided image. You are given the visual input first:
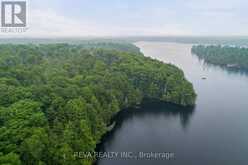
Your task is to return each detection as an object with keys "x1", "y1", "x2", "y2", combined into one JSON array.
[{"x1": 96, "y1": 42, "x2": 248, "y2": 165}]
